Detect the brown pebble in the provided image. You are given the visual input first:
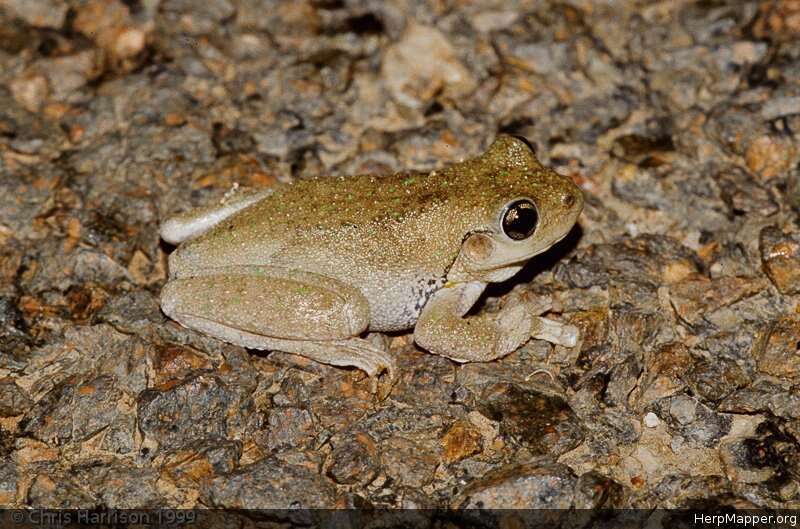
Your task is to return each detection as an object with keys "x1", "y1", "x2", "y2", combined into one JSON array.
[
  {"x1": 165, "y1": 113, "x2": 187, "y2": 127},
  {"x1": 756, "y1": 315, "x2": 800, "y2": 379},
  {"x1": 441, "y1": 420, "x2": 483, "y2": 463},
  {"x1": 9, "y1": 74, "x2": 49, "y2": 113},
  {"x1": 745, "y1": 134, "x2": 797, "y2": 181},
  {"x1": 760, "y1": 226, "x2": 800, "y2": 295}
]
